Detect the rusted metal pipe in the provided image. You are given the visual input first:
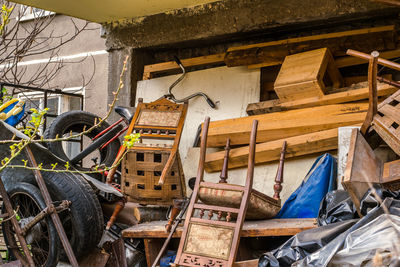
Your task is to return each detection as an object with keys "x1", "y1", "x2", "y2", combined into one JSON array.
[{"x1": 21, "y1": 200, "x2": 71, "y2": 236}]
